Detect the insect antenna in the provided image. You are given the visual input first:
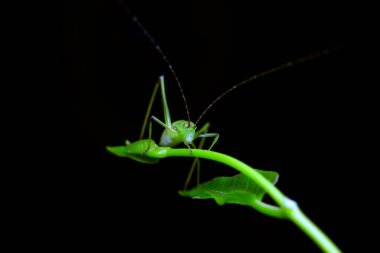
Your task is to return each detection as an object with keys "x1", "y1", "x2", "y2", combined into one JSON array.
[
  {"x1": 195, "y1": 48, "x2": 333, "y2": 127},
  {"x1": 117, "y1": 0, "x2": 192, "y2": 125}
]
